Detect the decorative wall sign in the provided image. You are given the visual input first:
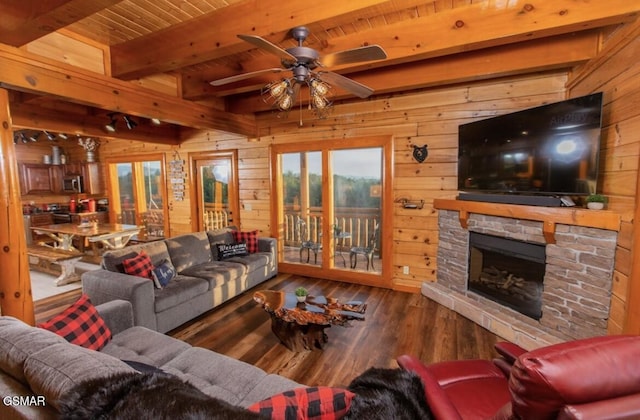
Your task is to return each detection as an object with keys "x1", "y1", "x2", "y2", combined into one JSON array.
[
  {"x1": 169, "y1": 151, "x2": 186, "y2": 201},
  {"x1": 412, "y1": 144, "x2": 428, "y2": 163}
]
